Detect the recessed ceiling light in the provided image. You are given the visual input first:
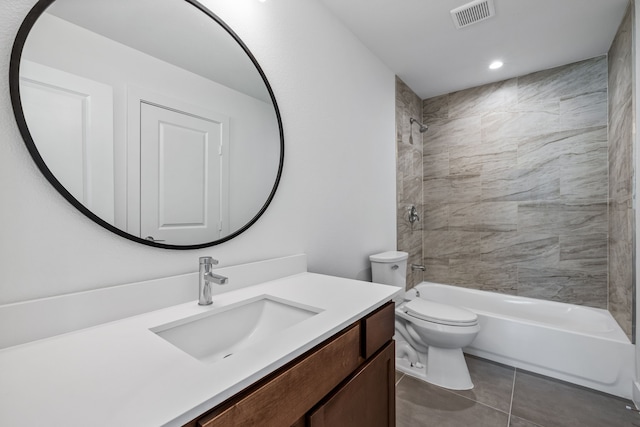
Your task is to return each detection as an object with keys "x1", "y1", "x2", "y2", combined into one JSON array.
[{"x1": 489, "y1": 60, "x2": 503, "y2": 70}]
